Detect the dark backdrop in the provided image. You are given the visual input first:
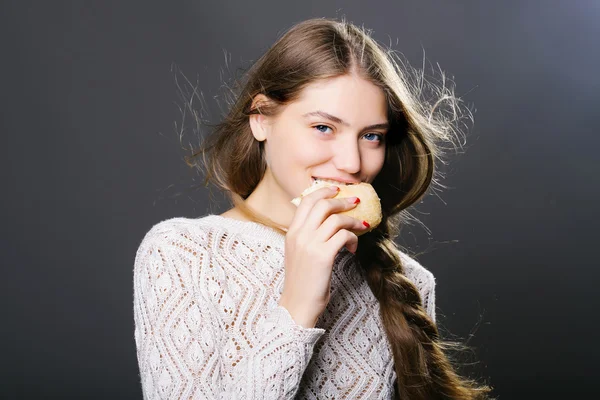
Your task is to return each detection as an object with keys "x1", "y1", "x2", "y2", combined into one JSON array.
[{"x1": 2, "y1": 0, "x2": 598, "y2": 398}]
